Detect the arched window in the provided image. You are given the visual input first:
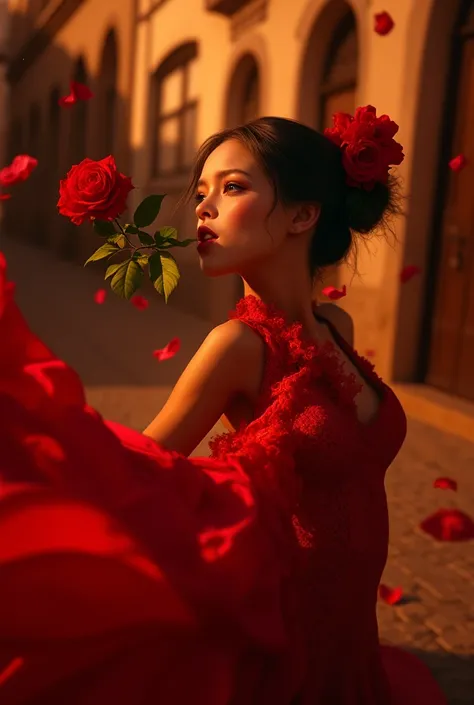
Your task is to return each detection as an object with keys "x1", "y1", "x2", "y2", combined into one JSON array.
[
  {"x1": 69, "y1": 57, "x2": 89, "y2": 163},
  {"x1": 225, "y1": 53, "x2": 261, "y2": 127},
  {"x1": 28, "y1": 102, "x2": 41, "y2": 158},
  {"x1": 240, "y1": 62, "x2": 259, "y2": 123},
  {"x1": 98, "y1": 29, "x2": 118, "y2": 157},
  {"x1": 9, "y1": 119, "x2": 22, "y2": 161},
  {"x1": 319, "y1": 10, "x2": 358, "y2": 130},
  {"x1": 48, "y1": 86, "x2": 61, "y2": 173},
  {"x1": 152, "y1": 42, "x2": 198, "y2": 176}
]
